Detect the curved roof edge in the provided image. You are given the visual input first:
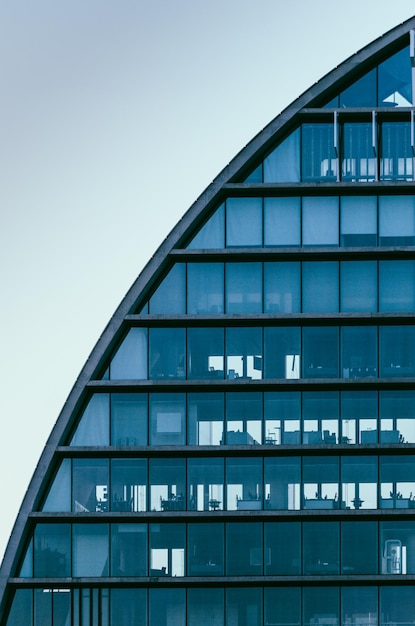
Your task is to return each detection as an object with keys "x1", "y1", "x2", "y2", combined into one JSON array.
[{"x1": 1, "y1": 14, "x2": 415, "y2": 615}]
